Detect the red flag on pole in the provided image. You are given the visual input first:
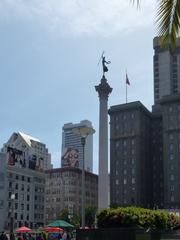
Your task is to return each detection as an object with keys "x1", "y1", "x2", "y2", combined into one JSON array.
[{"x1": 126, "y1": 73, "x2": 130, "y2": 85}]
